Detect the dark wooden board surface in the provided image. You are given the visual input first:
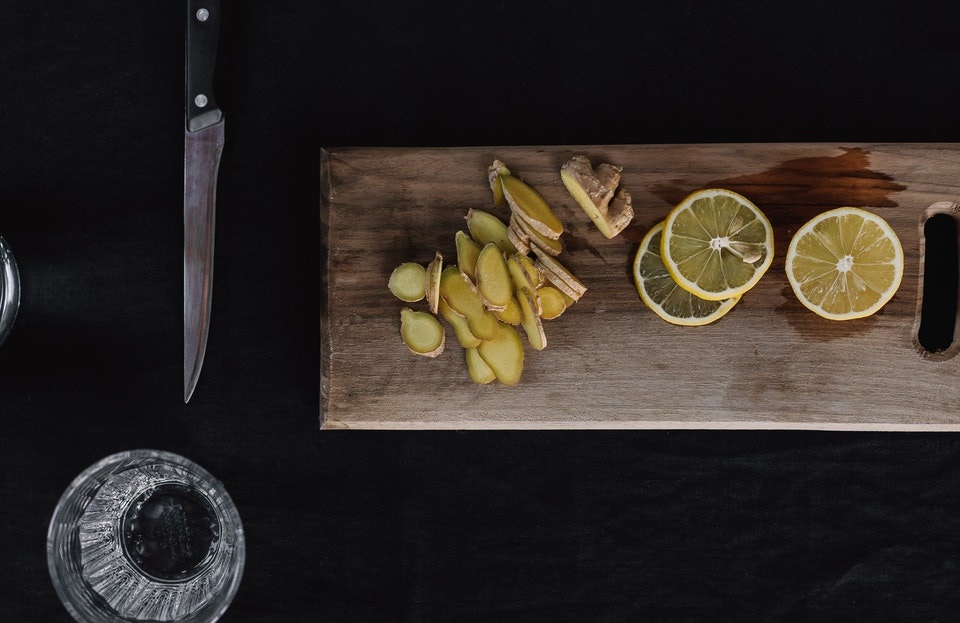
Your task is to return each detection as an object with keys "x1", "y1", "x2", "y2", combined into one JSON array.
[{"x1": 321, "y1": 144, "x2": 960, "y2": 429}]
